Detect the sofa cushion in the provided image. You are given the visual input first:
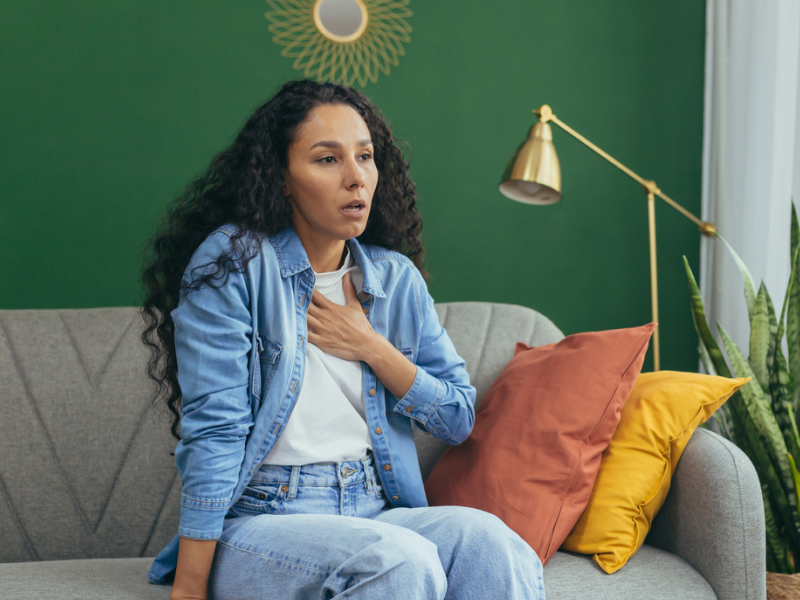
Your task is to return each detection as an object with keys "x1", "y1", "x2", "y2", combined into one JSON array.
[
  {"x1": 562, "y1": 370, "x2": 748, "y2": 573},
  {"x1": 424, "y1": 323, "x2": 655, "y2": 564},
  {"x1": 0, "y1": 546, "x2": 715, "y2": 600},
  {"x1": 0, "y1": 557, "x2": 170, "y2": 600},
  {"x1": 544, "y1": 545, "x2": 716, "y2": 600}
]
